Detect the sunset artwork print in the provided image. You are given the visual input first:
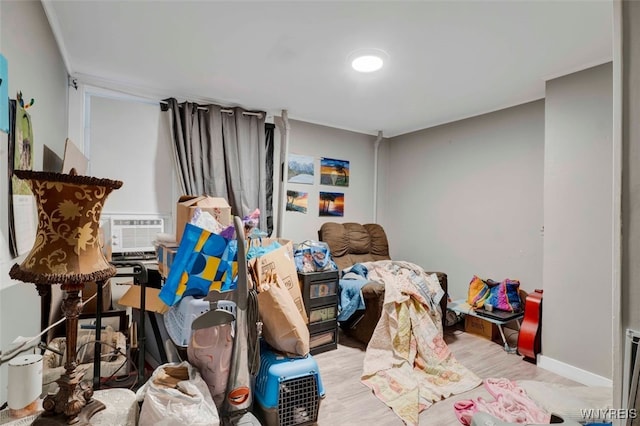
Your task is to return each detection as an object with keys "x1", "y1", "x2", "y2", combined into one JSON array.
[
  {"x1": 320, "y1": 157, "x2": 349, "y2": 187},
  {"x1": 286, "y1": 190, "x2": 308, "y2": 214},
  {"x1": 319, "y1": 192, "x2": 344, "y2": 217}
]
